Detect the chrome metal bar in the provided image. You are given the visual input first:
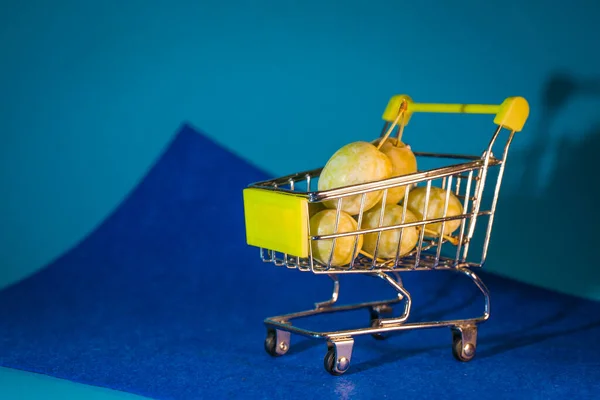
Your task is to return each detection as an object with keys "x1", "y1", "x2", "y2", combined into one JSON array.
[
  {"x1": 412, "y1": 151, "x2": 491, "y2": 161},
  {"x1": 417, "y1": 180, "x2": 433, "y2": 269},
  {"x1": 349, "y1": 193, "x2": 367, "y2": 270},
  {"x1": 309, "y1": 263, "x2": 482, "y2": 274},
  {"x1": 434, "y1": 175, "x2": 454, "y2": 267},
  {"x1": 315, "y1": 274, "x2": 340, "y2": 309},
  {"x1": 265, "y1": 317, "x2": 488, "y2": 340},
  {"x1": 309, "y1": 160, "x2": 499, "y2": 202},
  {"x1": 264, "y1": 267, "x2": 490, "y2": 339},
  {"x1": 456, "y1": 170, "x2": 474, "y2": 263},
  {"x1": 464, "y1": 126, "x2": 503, "y2": 246},
  {"x1": 394, "y1": 185, "x2": 411, "y2": 268},
  {"x1": 461, "y1": 168, "x2": 483, "y2": 261},
  {"x1": 247, "y1": 151, "x2": 498, "y2": 193},
  {"x1": 326, "y1": 198, "x2": 343, "y2": 270},
  {"x1": 376, "y1": 272, "x2": 412, "y2": 326},
  {"x1": 312, "y1": 212, "x2": 490, "y2": 241},
  {"x1": 480, "y1": 129, "x2": 516, "y2": 265},
  {"x1": 379, "y1": 121, "x2": 391, "y2": 138},
  {"x1": 458, "y1": 267, "x2": 490, "y2": 320},
  {"x1": 308, "y1": 198, "x2": 316, "y2": 272},
  {"x1": 372, "y1": 189, "x2": 389, "y2": 268}
]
